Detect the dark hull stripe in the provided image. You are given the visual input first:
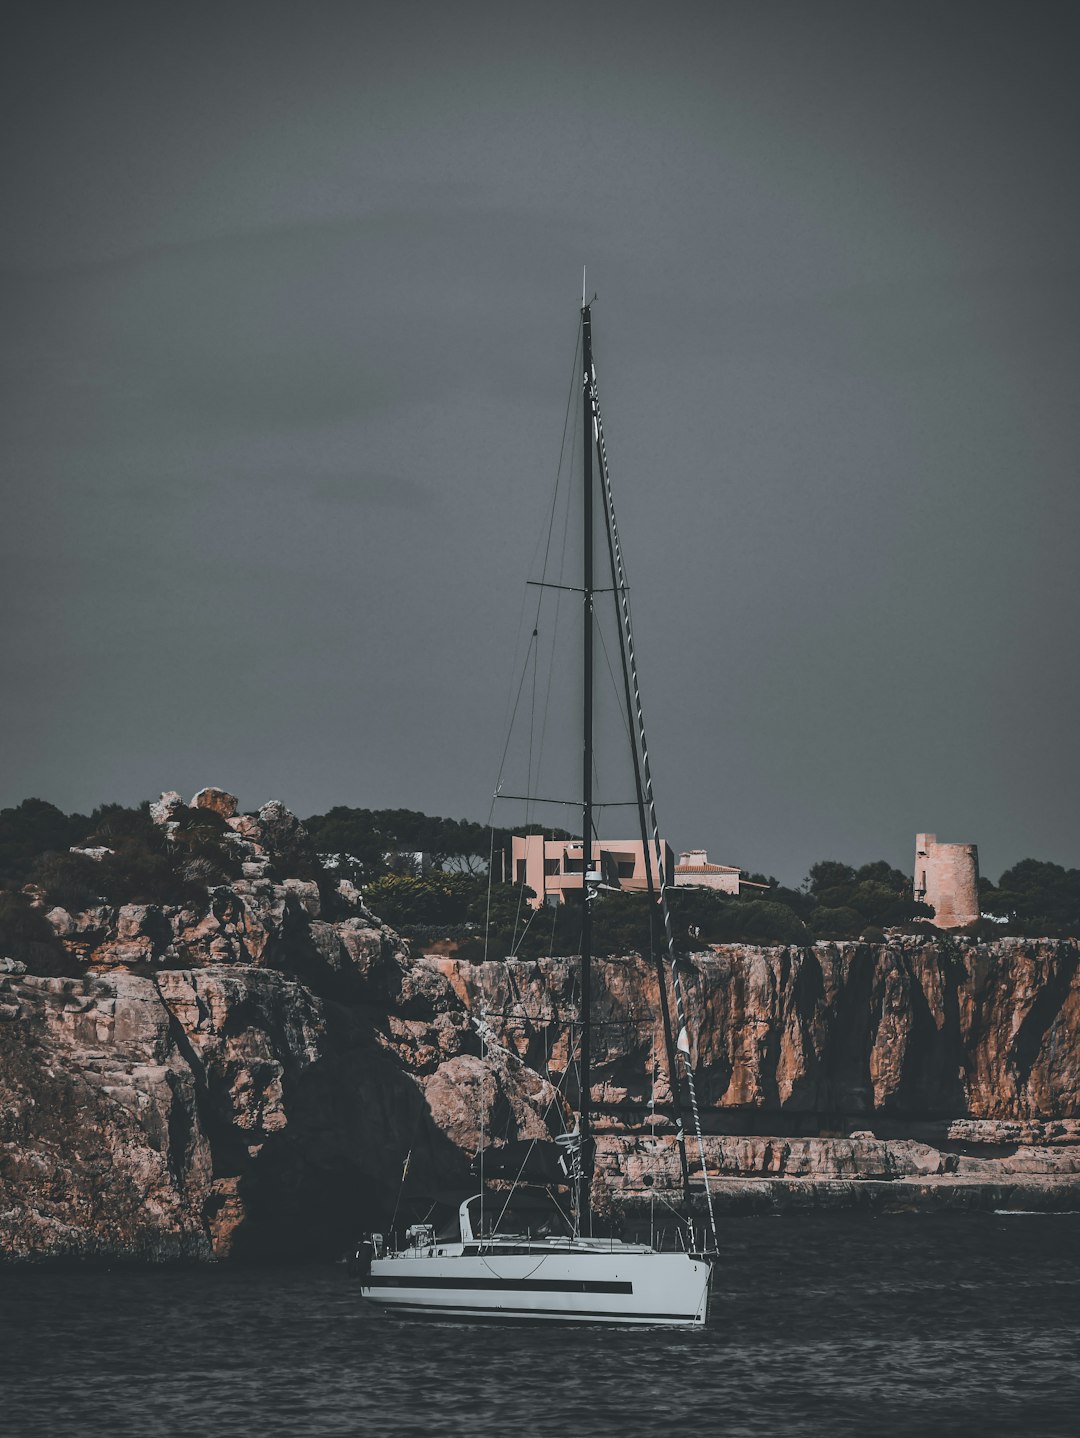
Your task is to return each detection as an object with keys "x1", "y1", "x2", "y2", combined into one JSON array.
[
  {"x1": 367, "y1": 1275, "x2": 633, "y2": 1294},
  {"x1": 365, "y1": 1298, "x2": 703, "y2": 1323}
]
